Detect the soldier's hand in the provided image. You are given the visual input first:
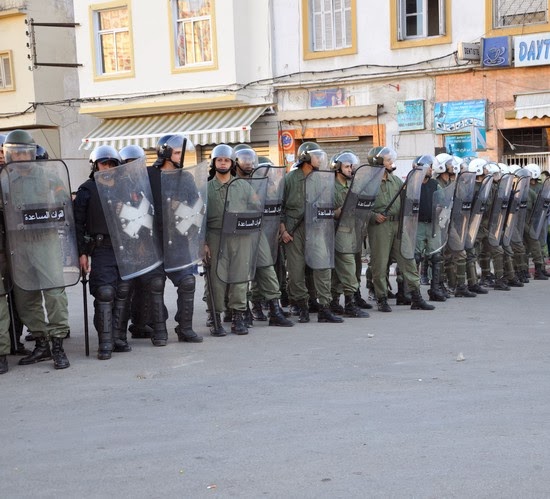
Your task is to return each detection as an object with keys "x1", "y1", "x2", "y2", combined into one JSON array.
[
  {"x1": 203, "y1": 244, "x2": 211, "y2": 263},
  {"x1": 280, "y1": 229, "x2": 293, "y2": 244},
  {"x1": 79, "y1": 254, "x2": 90, "y2": 275},
  {"x1": 375, "y1": 213, "x2": 387, "y2": 224}
]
